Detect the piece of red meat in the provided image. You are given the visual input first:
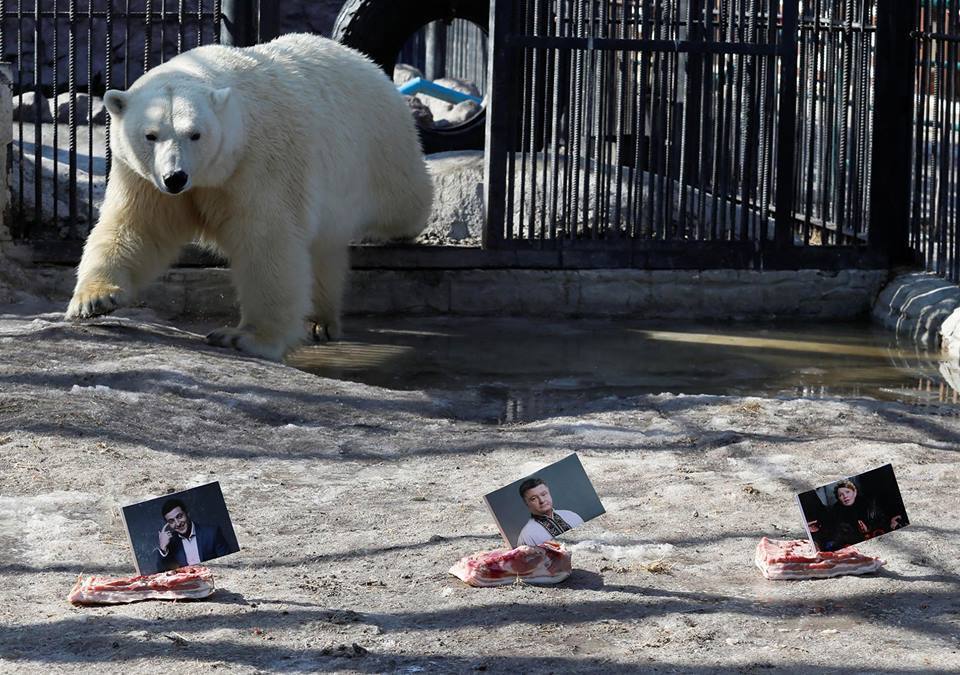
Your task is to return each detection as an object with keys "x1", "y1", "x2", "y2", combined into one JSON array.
[
  {"x1": 68, "y1": 565, "x2": 215, "y2": 605},
  {"x1": 449, "y1": 541, "x2": 572, "y2": 587},
  {"x1": 755, "y1": 537, "x2": 885, "y2": 580}
]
